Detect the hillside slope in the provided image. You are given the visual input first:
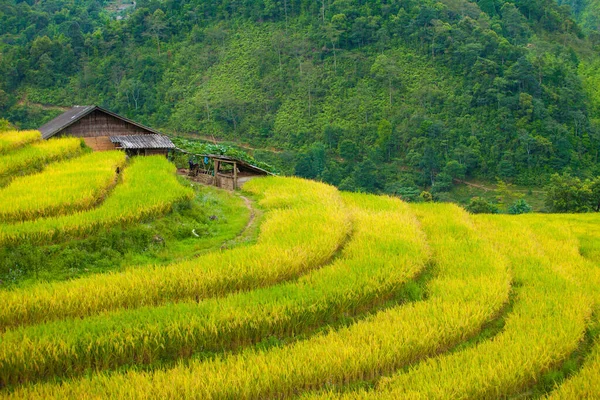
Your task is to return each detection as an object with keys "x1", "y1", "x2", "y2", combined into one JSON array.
[
  {"x1": 1, "y1": 0, "x2": 599, "y2": 193},
  {"x1": 557, "y1": 0, "x2": 600, "y2": 31}
]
